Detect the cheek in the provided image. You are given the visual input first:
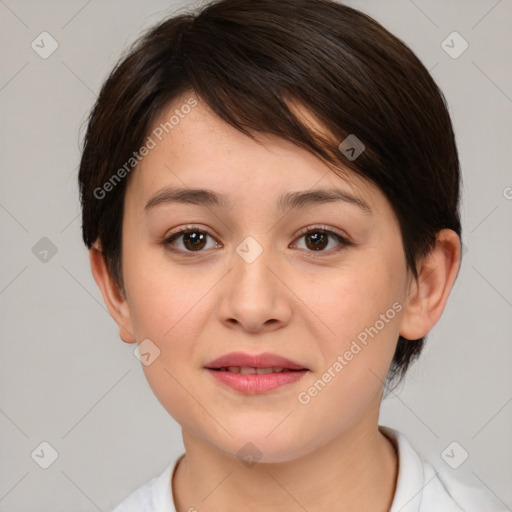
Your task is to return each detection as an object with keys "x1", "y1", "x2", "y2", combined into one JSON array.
[
  {"x1": 122, "y1": 245, "x2": 216, "y2": 369},
  {"x1": 124, "y1": 265, "x2": 216, "y2": 429},
  {"x1": 122, "y1": 234, "x2": 208, "y2": 337},
  {"x1": 296, "y1": 257, "x2": 405, "y2": 395},
  {"x1": 126, "y1": 274, "x2": 215, "y2": 370},
  {"x1": 292, "y1": 268, "x2": 402, "y2": 438},
  {"x1": 299, "y1": 258, "x2": 403, "y2": 342}
]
